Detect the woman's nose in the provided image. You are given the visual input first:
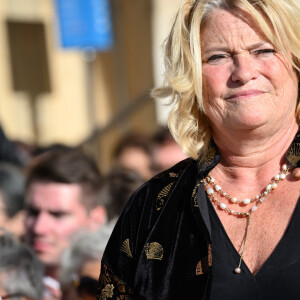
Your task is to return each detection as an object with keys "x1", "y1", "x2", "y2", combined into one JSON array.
[{"x1": 231, "y1": 54, "x2": 259, "y2": 84}]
